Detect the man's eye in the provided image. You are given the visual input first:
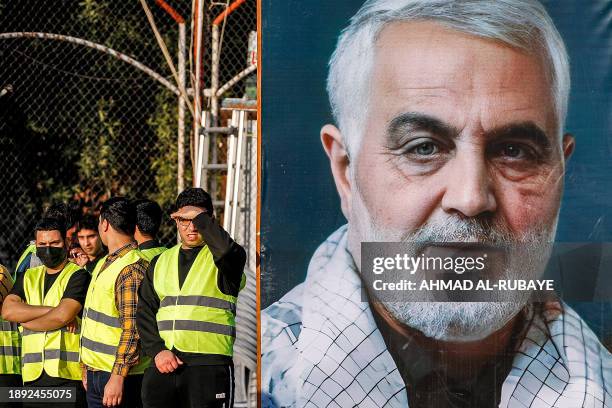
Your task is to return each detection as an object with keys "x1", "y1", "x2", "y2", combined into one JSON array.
[
  {"x1": 502, "y1": 143, "x2": 523, "y2": 158},
  {"x1": 409, "y1": 142, "x2": 438, "y2": 156},
  {"x1": 497, "y1": 142, "x2": 538, "y2": 160}
]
